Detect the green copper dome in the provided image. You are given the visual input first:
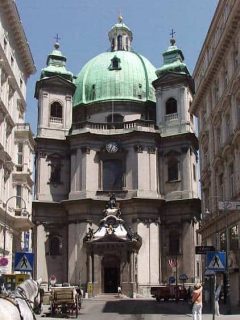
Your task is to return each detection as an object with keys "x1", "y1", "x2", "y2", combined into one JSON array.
[
  {"x1": 73, "y1": 51, "x2": 156, "y2": 106},
  {"x1": 73, "y1": 17, "x2": 156, "y2": 107}
]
